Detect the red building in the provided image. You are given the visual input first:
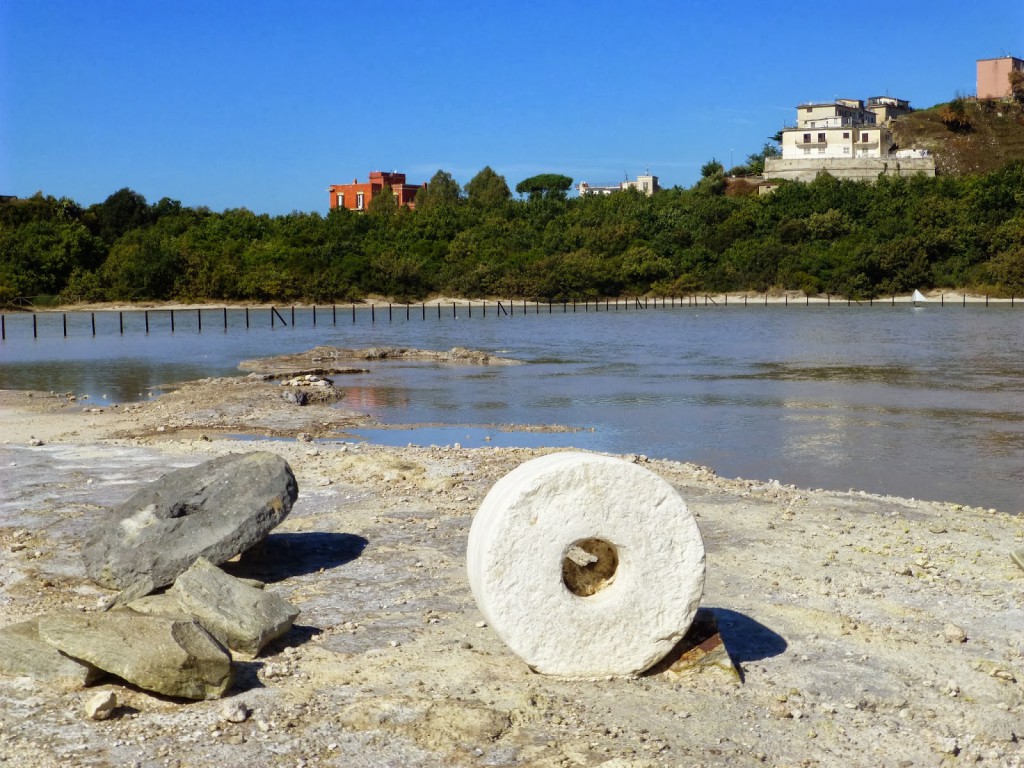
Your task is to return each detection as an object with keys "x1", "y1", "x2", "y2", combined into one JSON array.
[{"x1": 328, "y1": 171, "x2": 425, "y2": 211}]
